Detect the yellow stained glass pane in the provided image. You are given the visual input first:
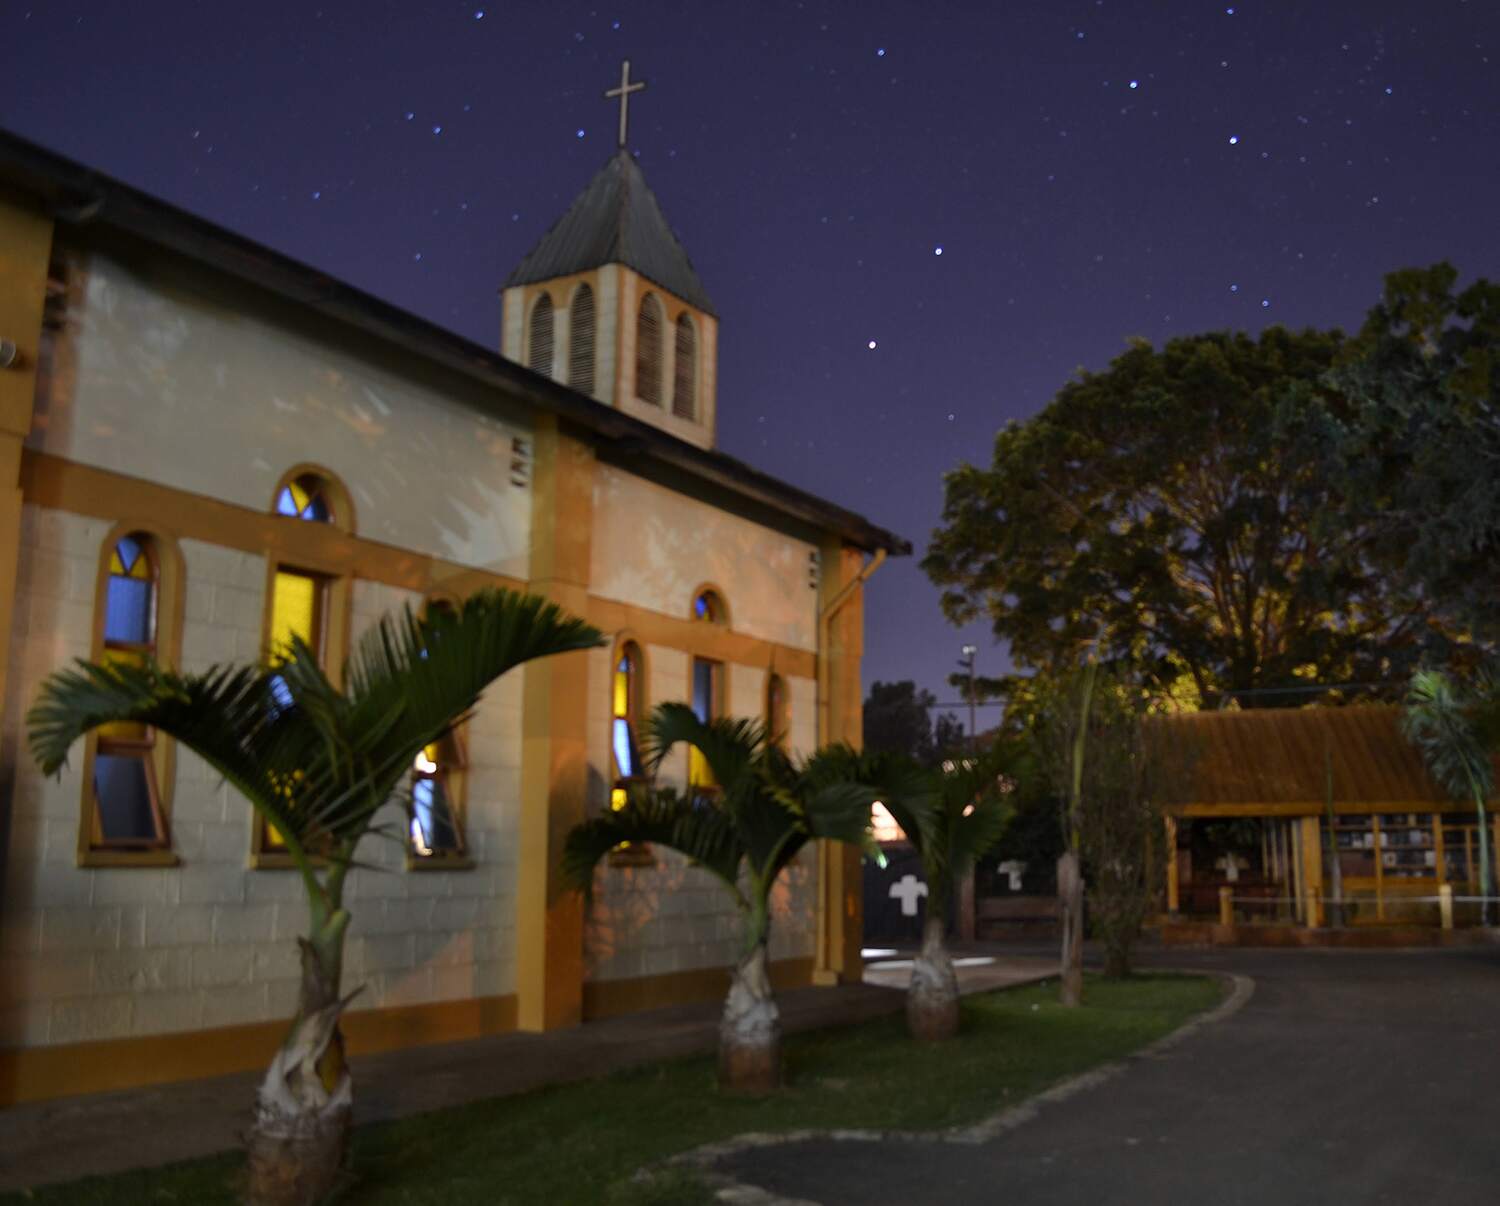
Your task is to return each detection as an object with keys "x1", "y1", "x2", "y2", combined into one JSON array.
[
  {"x1": 270, "y1": 571, "x2": 317, "y2": 662},
  {"x1": 264, "y1": 819, "x2": 288, "y2": 850},
  {"x1": 689, "y1": 747, "x2": 715, "y2": 789},
  {"x1": 613, "y1": 666, "x2": 629, "y2": 718},
  {"x1": 109, "y1": 549, "x2": 125, "y2": 575},
  {"x1": 611, "y1": 786, "x2": 627, "y2": 811},
  {"x1": 288, "y1": 479, "x2": 311, "y2": 513},
  {"x1": 99, "y1": 648, "x2": 147, "y2": 741}
]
